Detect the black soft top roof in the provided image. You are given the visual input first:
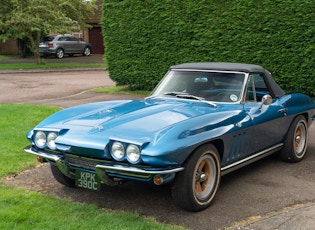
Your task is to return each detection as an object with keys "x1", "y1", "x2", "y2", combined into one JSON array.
[{"x1": 170, "y1": 62, "x2": 285, "y2": 98}]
